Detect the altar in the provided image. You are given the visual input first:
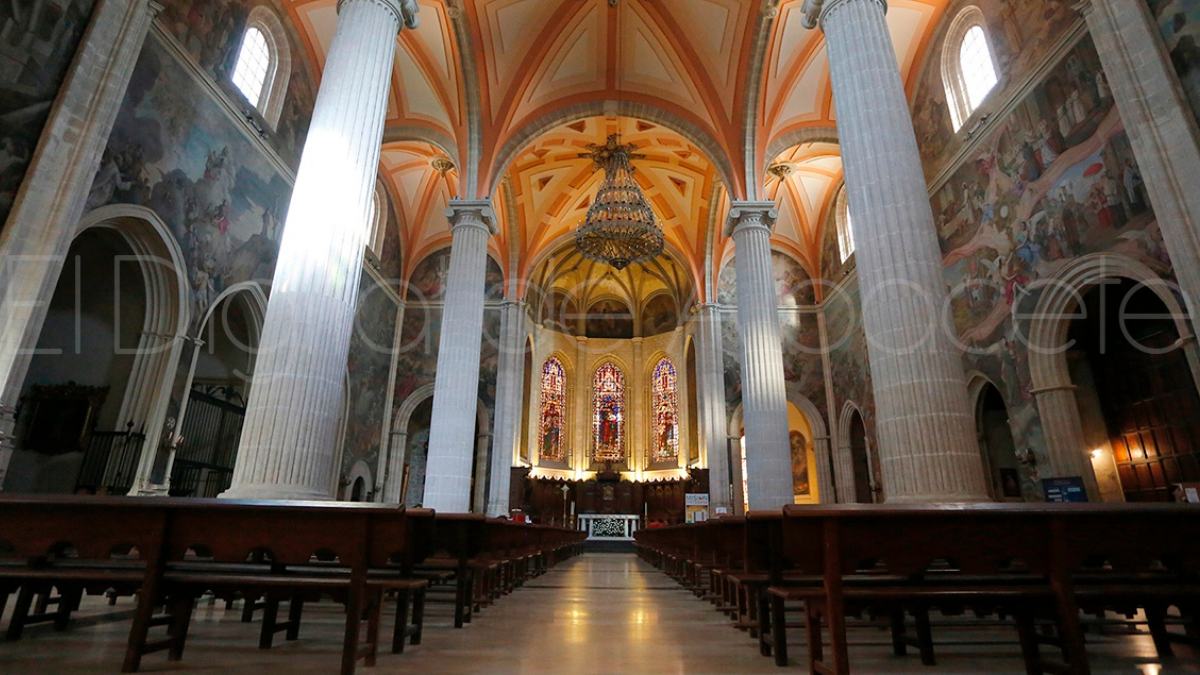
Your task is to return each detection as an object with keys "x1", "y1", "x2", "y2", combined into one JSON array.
[{"x1": 578, "y1": 513, "x2": 641, "y2": 540}]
